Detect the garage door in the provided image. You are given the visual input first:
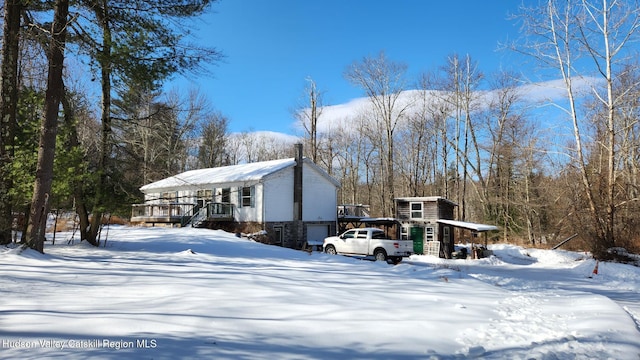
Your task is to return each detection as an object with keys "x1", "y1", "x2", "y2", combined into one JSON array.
[{"x1": 306, "y1": 224, "x2": 330, "y2": 244}]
